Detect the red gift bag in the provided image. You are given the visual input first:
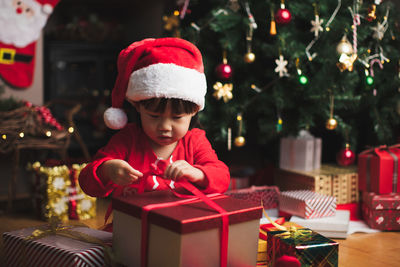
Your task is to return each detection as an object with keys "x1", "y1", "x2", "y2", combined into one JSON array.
[{"x1": 358, "y1": 145, "x2": 400, "y2": 194}]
